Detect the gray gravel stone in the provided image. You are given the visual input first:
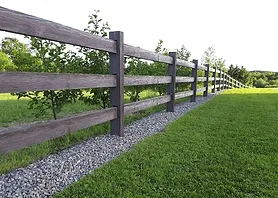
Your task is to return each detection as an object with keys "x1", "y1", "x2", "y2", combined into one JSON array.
[{"x1": 0, "y1": 93, "x2": 219, "y2": 197}]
